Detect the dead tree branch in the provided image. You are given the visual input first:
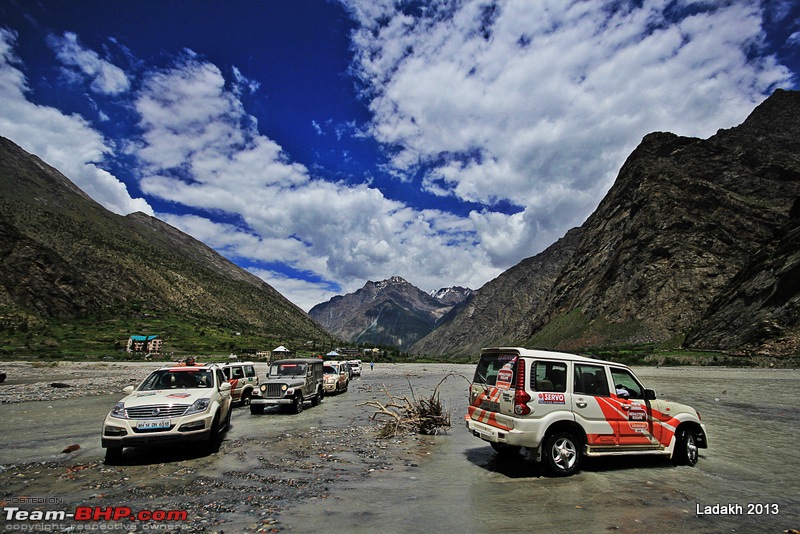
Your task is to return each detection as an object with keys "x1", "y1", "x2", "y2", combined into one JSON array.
[{"x1": 359, "y1": 372, "x2": 464, "y2": 438}]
